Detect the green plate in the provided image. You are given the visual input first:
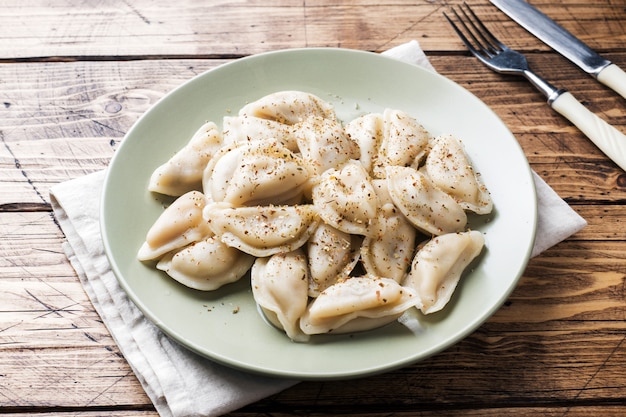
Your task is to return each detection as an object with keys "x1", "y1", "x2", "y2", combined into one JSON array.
[{"x1": 101, "y1": 48, "x2": 537, "y2": 380}]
